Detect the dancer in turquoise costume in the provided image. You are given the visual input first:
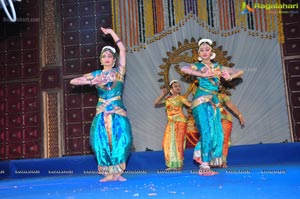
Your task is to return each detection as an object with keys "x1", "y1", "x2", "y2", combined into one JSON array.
[
  {"x1": 181, "y1": 39, "x2": 243, "y2": 175},
  {"x1": 70, "y1": 27, "x2": 132, "y2": 182}
]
